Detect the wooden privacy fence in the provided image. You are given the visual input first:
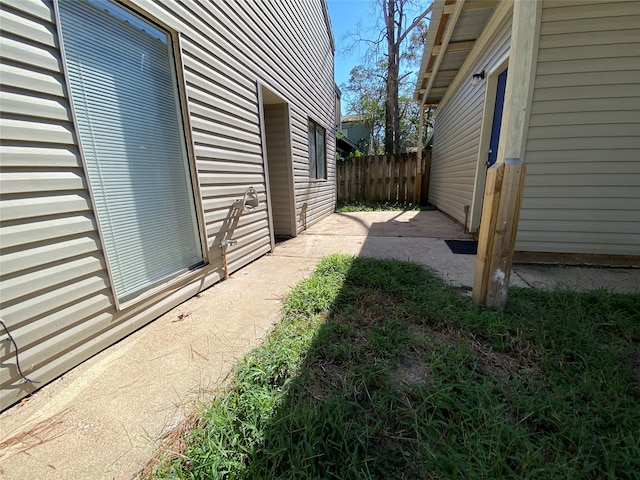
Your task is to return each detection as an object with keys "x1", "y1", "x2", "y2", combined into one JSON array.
[{"x1": 336, "y1": 151, "x2": 431, "y2": 204}]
